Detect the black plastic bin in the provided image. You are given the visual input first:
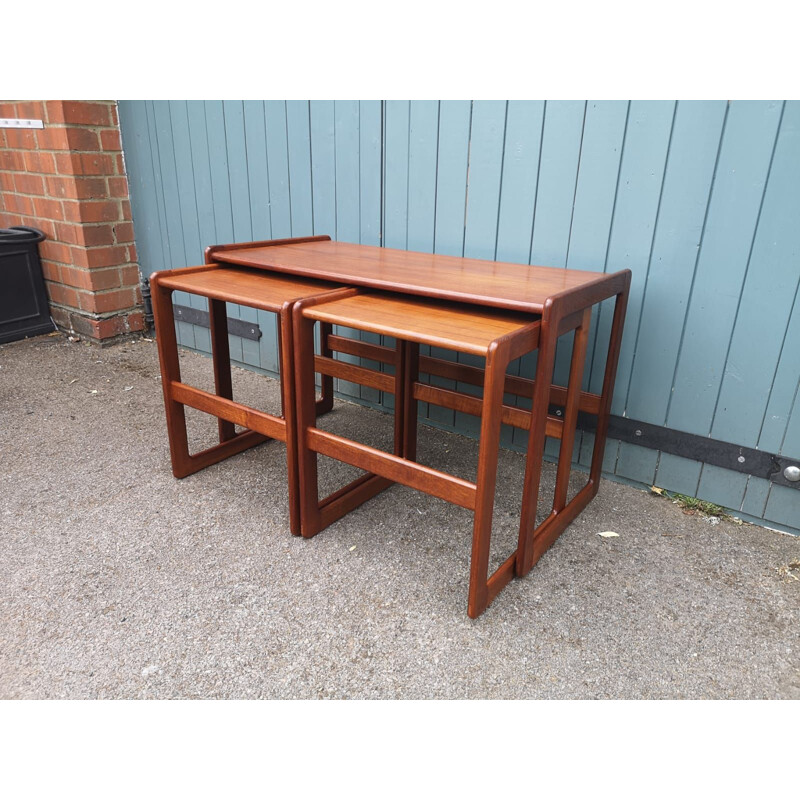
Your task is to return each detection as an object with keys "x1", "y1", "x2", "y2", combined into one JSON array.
[{"x1": 0, "y1": 226, "x2": 54, "y2": 344}]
